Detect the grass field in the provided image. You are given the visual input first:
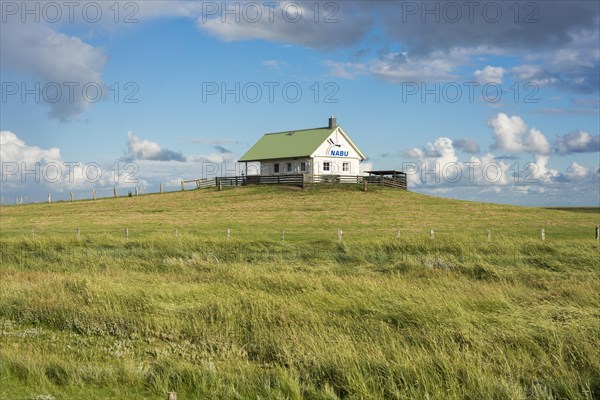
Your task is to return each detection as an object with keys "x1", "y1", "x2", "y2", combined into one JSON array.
[{"x1": 1, "y1": 185, "x2": 599, "y2": 399}]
